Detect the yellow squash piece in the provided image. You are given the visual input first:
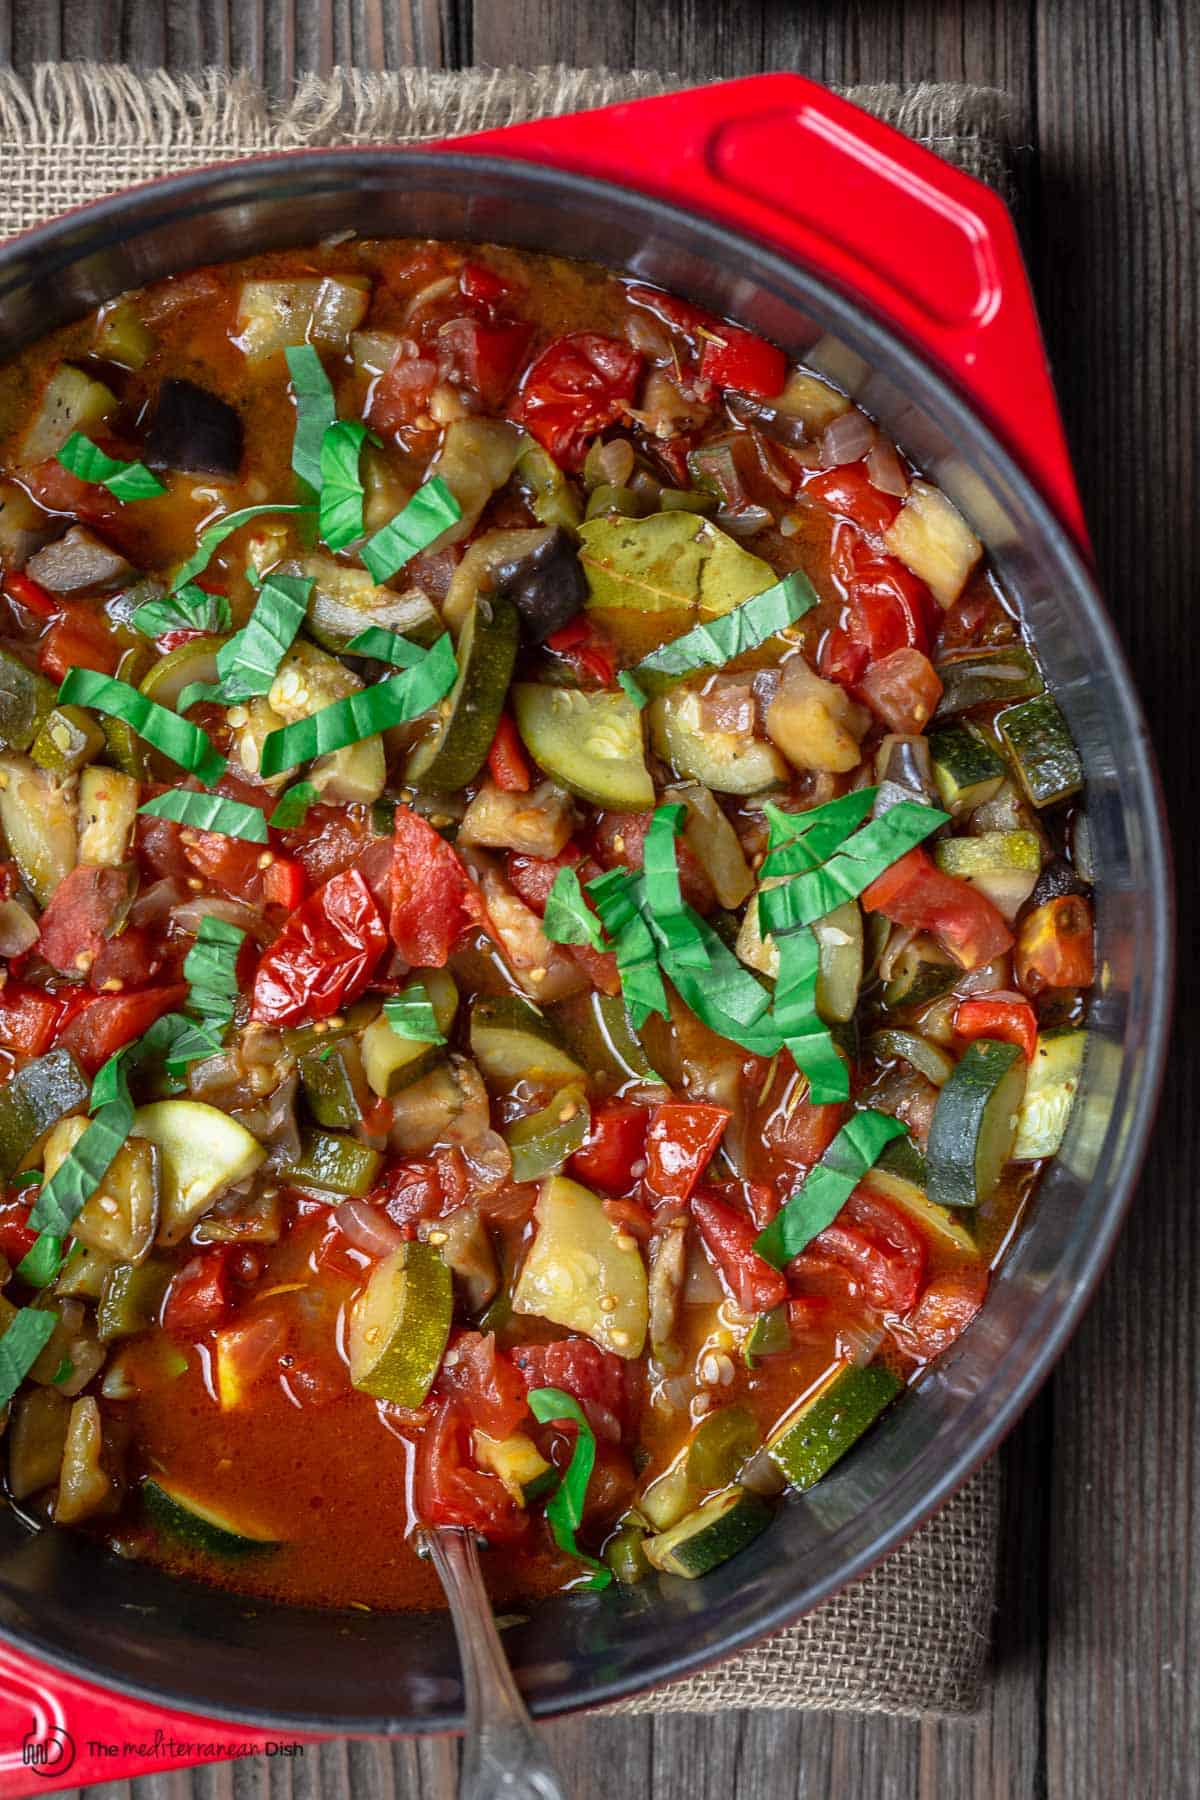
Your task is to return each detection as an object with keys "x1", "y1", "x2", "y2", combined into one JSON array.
[{"x1": 512, "y1": 1174, "x2": 648, "y2": 1359}]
